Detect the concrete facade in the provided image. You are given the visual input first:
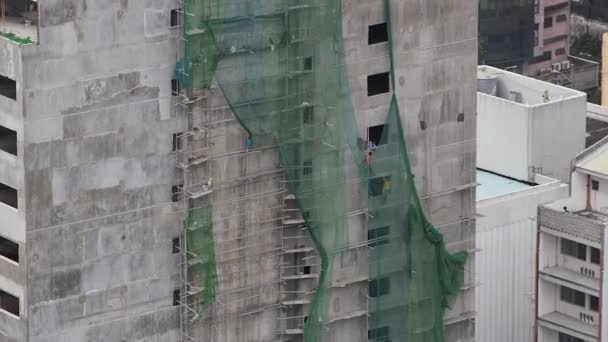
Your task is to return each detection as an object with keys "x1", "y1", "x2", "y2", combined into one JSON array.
[
  {"x1": 0, "y1": 0, "x2": 183, "y2": 341},
  {"x1": 0, "y1": 0, "x2": 477, "y2": 341}
]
